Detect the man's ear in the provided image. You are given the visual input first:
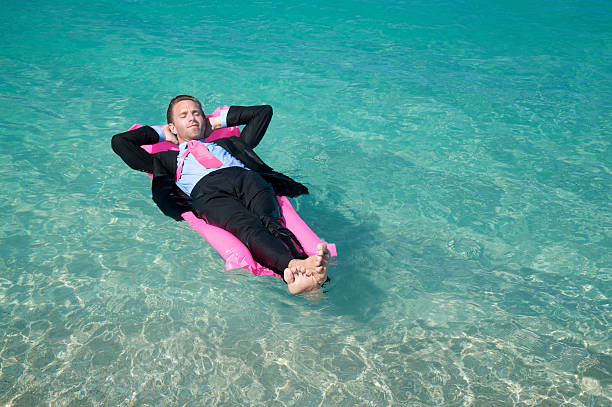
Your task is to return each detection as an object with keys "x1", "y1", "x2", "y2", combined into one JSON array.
[{"x1": 168, "y1": 123, "x2": 176, "y2": 134}]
